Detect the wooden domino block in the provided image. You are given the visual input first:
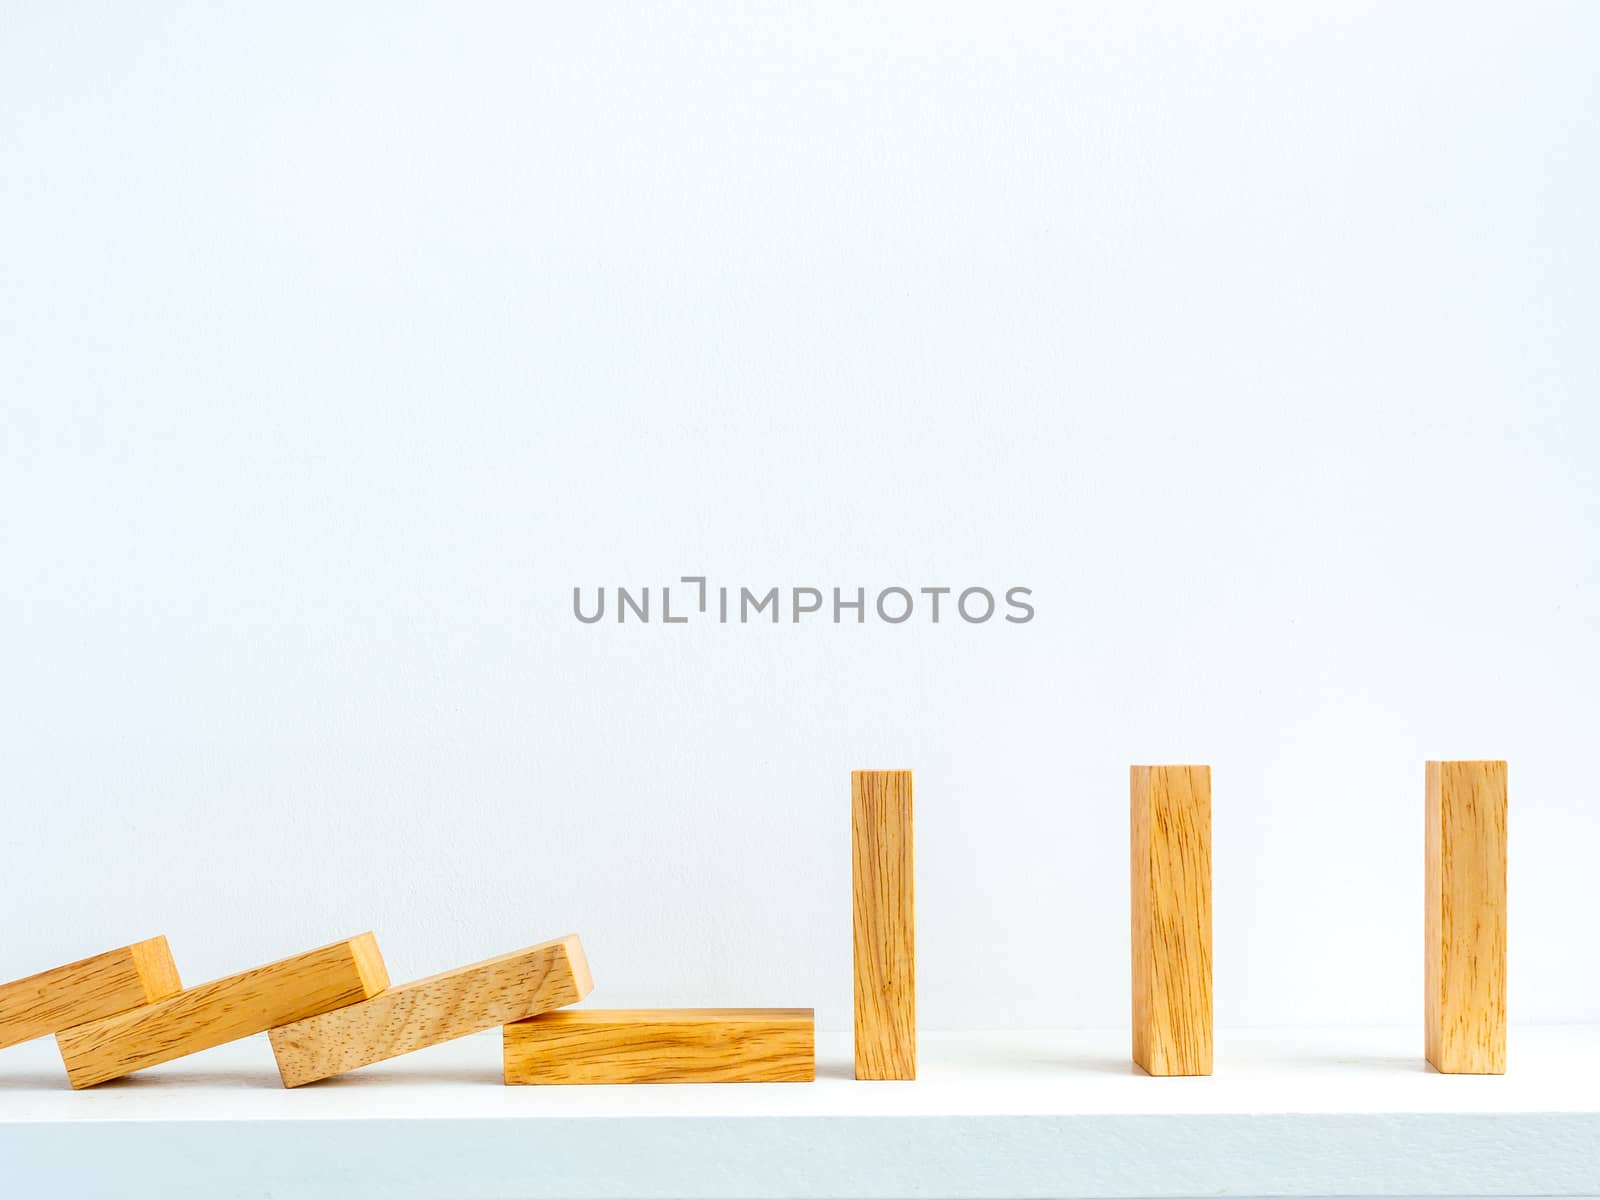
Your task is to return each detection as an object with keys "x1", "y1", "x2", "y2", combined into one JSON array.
[
  {"x1": 269, "y1": 934, "x2": 592, "y2": 1087},
  {"x1": 56, "y1": 933, "x2": 388, "y2": 1088},
  {"x1": 1130, "y1": 764, "x2": 1212, "y2": 1076},
  {"x1": 1426, "y1": 760, "x2": 1507, "y2": 1074},
  {"x1": 503, "y1": 1008, "x2": 814, "y2": 1084},
  {"x1": 852, "y1": 768, "x2": 915, "y2": 1080},
  {"x1": 1, "y1": 938, "x2": 182, "y2": 1052}
]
